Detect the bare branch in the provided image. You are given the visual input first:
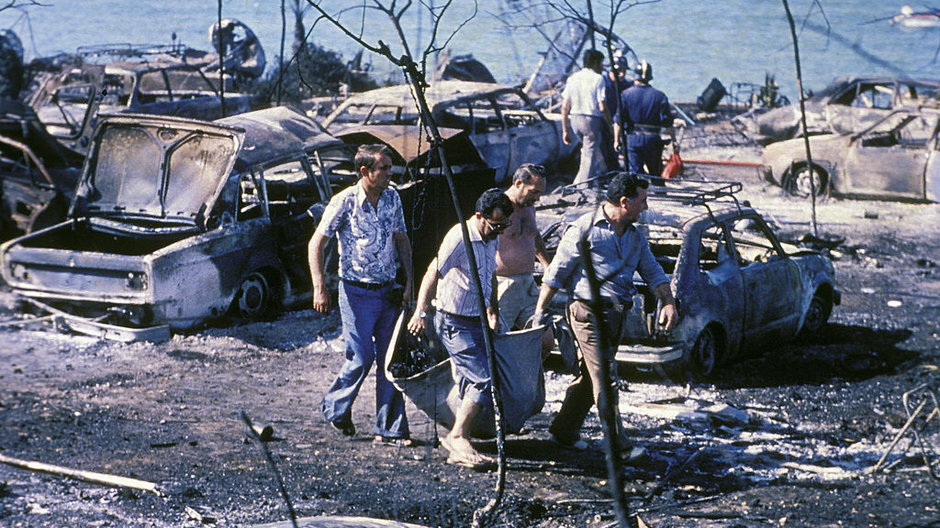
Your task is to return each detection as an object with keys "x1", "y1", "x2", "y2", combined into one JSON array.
[
  {"x1": 0, "y1": 0, "x2": 47, "y2": 13},
  {"x1": 305, "y1": 1, "x2": 393, "y2": 62}
]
